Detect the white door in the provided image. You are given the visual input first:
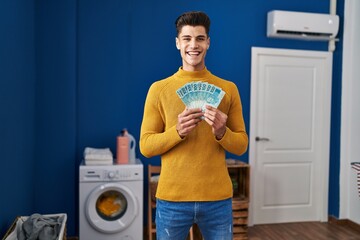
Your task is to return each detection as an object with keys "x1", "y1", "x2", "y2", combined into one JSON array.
[{"x1": 249, "y1": 47, "x2": 332, "y2": 225}]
